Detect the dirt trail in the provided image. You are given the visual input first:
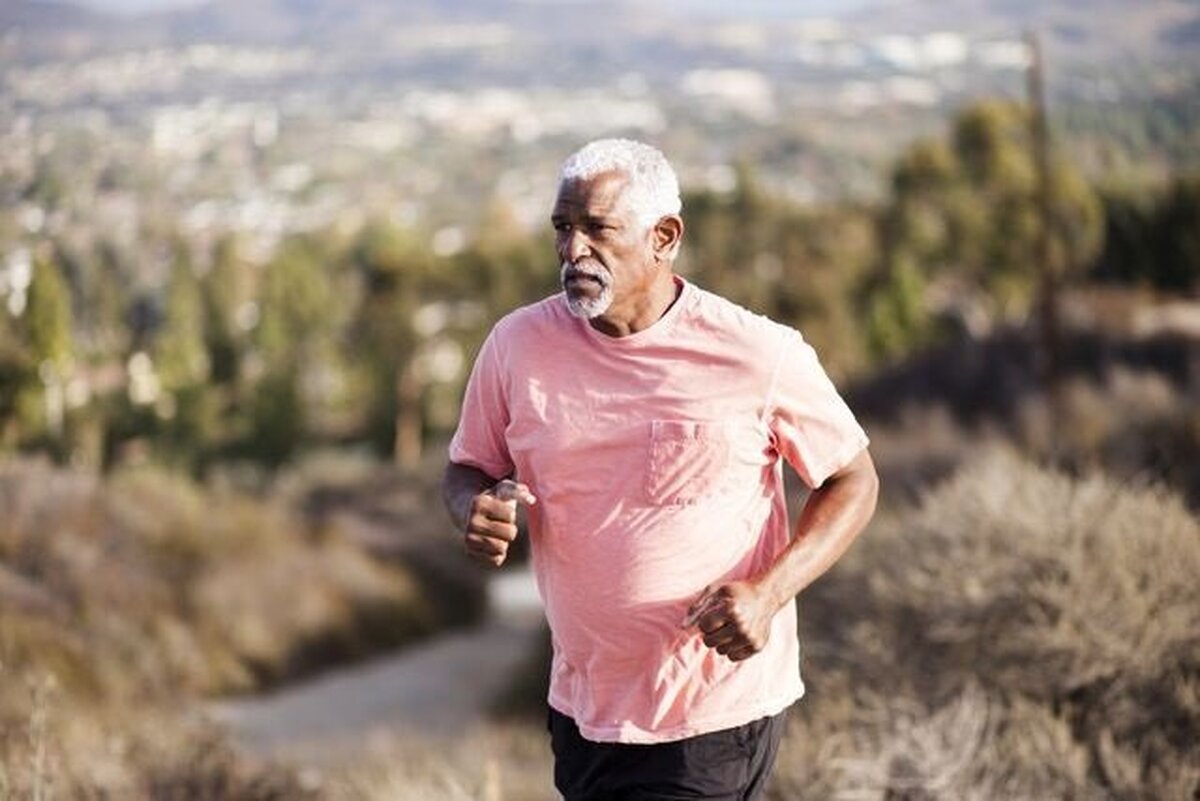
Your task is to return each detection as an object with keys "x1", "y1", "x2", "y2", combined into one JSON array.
[{"x1": 209, "y1": 569, "x2": 544, "y2": 767}]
